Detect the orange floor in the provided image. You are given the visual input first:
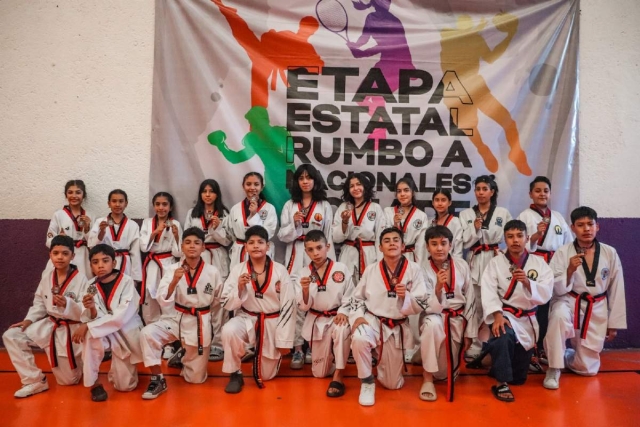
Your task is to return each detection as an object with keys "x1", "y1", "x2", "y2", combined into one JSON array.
[{"x1": 1, "y1": 349, "x2": 639, "y2": 427}]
